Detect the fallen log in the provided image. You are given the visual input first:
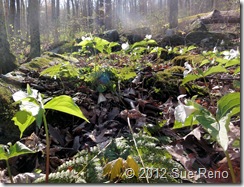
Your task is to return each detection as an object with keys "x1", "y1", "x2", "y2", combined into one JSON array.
[{"x1": 200, "y1": 9, "x2": 240, "y2": 24}]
